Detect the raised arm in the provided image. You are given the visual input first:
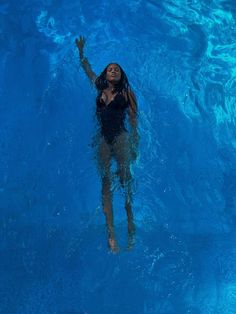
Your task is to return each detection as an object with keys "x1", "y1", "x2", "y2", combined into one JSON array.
[{"x1": 75, "y1": 36, "x2": 97, "y2": 84}]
